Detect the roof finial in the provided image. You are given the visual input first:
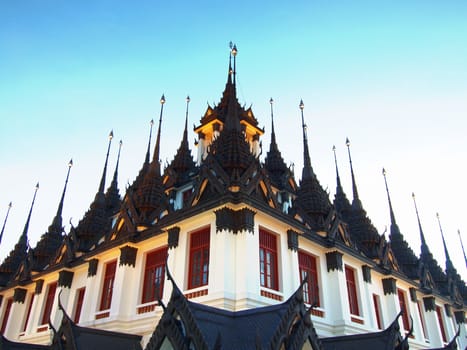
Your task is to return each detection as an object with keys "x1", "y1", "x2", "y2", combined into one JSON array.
[
  {"x1": 270, "y1": 98, "x2": 277, "y2": 146},
  {"x1": 332, "y1": 145, "x2": 343, "y2": 189},
  {"x1": 98, "y1": 131, "x2": 113, "y2": 194},
  {"x1": 114, "y1": 140, "x2": 122, "y2": 182},
  {"x1": 436, "y1": 212, "x2": 454, "y2": 272},
  {"x1": 458, "y1": 229, "x2": 467, "y2": 269},
  {"x1": 152, "y1": 94, "x2": 165, "y2": 171},
  {"x1": 145, "y1": 119, "x2": 154, "y2": 165},
  {"x1": 412, "y1": 192, "x2": 428, "y2": 255},
  {"x1": 20, "y1": 183, "x2": 40, "y2": 246},
  {"x1": 231, "y1": 42, "x2": 238, "y2": 86},
  {"x1": 0, "y1": 202, "x2": 12, "y2": 245},
  {"x1": 346, "y1": 138, "x2": 362, "y2": 210},
  {"x1": 49, "y1": 159, "x2": 73, "y2": 233},
  {"x1": 382, "y1": 168, "x2": 397, "y2": 227},
  {"x1": 300, "y1": 99, "x2": 312, "y2": 180}
]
